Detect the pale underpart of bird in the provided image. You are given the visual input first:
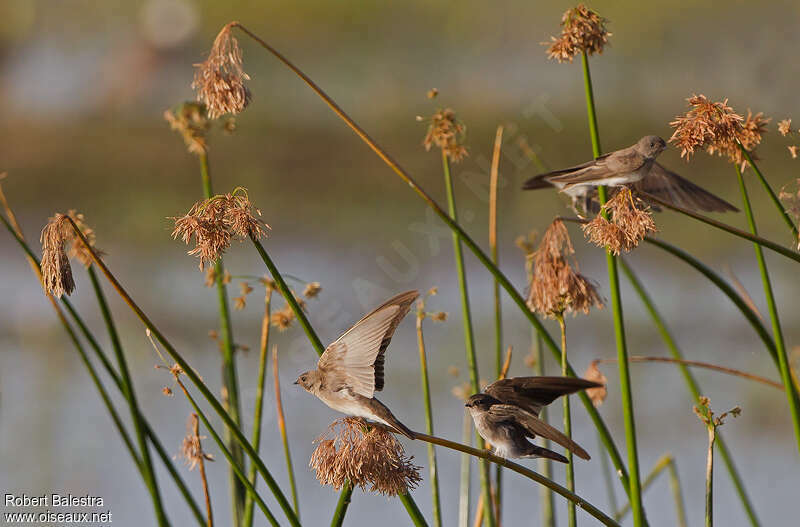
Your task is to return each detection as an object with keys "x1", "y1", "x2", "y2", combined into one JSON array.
[
  {"x1": 295, "y1": 290, "x2": 419, "y2": 439},
  {"x1": 523, "y1": 136, "x2": 737, "y2": 215},
  {"x1": 465, "y1": 376, "x2": 603, "y2": 462}
]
